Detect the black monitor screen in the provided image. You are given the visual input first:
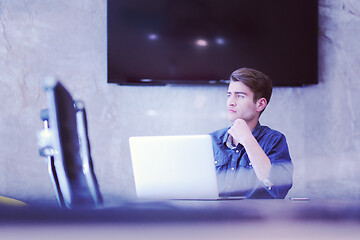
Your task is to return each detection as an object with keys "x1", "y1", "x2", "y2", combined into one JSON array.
[{"x1": 108, "y1": 0, "x2": 318, "y2": 86}]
